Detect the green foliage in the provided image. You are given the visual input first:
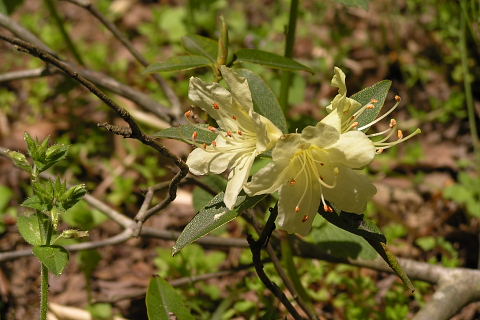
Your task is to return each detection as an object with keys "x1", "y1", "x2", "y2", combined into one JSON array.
[
  {"x1": 235, "y1": 49, "x2": 313, "y2": 73},
  {"x1": 236, "y1": 68, "x2": 288, "y2": 133},
  {"x1": 172, "y1": 192, "x2": 264, "y2": 255},
  {"x1": 32, "y1": 245, "x2": 69, "y2": 275},
  {"x1": 332, "y1": 0, "x2": 370, "y2": 9},
  {"x1": 415, "y1": 236, "x2": 460, "y2": 267},
  {"x1": 146, "y1": 277, "x2": 194, "y2": 320},
  {"x1": 0, "y1": 0, "x2": 24, "y2": 14},
  {"x1": 443, "y1": 172, "x2": 480, "y2": 218},
  {"x1": 87, "y1": 303, "x2": 113, "y2": 320},
  {"x1": 78, "y1": 249, "x2": 102, "y2": 278},
  {"x1": 145, "y1": 55, "x2": 212, "y2": 73},
  {"x1": 17, "y1": 213, "x2": 50, "y2": 246},
  {"x1": 182, "y1": 35, "x2": 218, "y2": 62},
  {"x1": 62, "y1": 200, "x2": 107, "y2": 230}
]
